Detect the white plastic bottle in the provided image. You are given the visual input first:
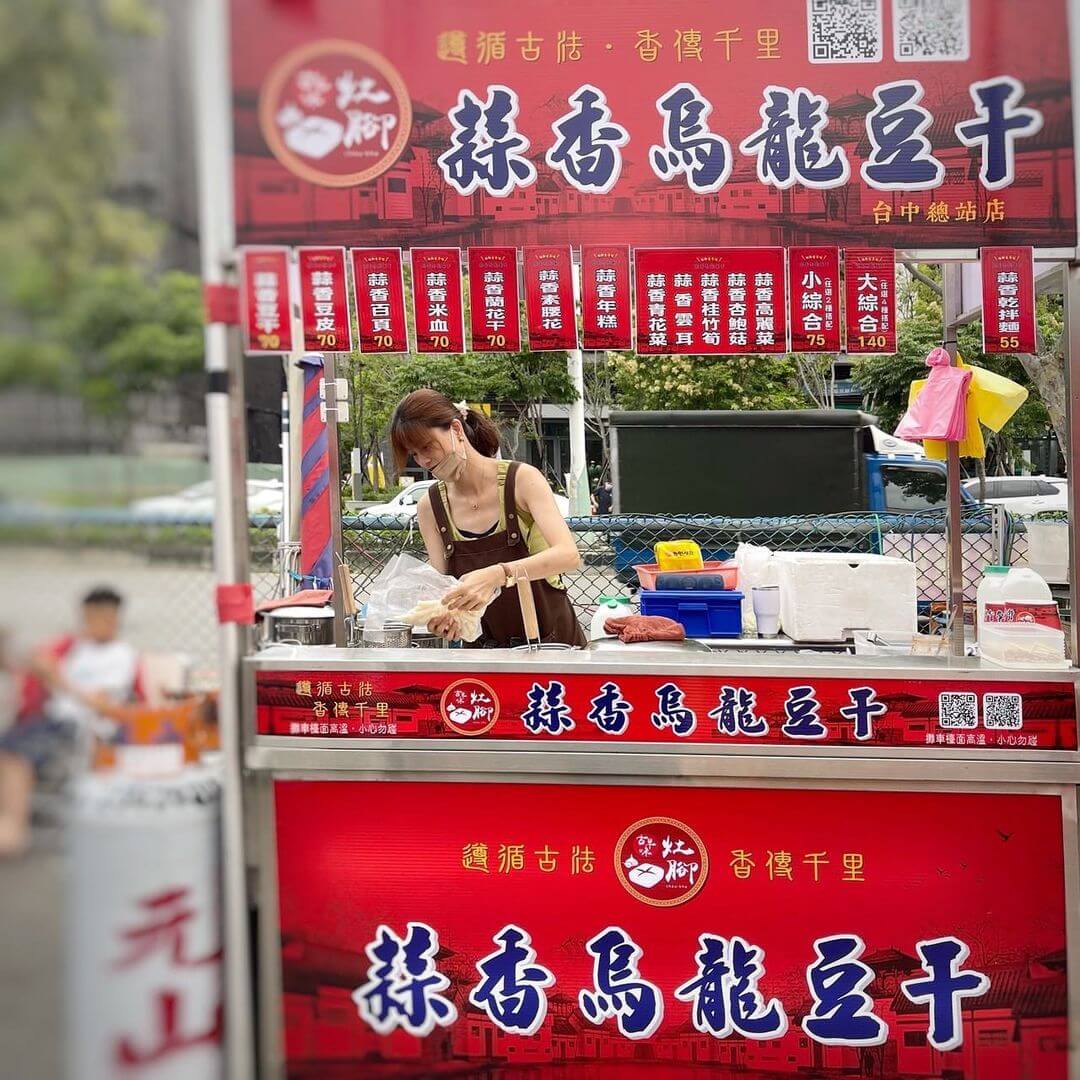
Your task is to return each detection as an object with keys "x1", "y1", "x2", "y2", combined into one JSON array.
[
  {"x1": 591, "y1": 595, "x2": 634, "y2": 641},
  {"x1": 976, "y1": 565, "x2": 1010, "y2": 639},
  {"x1": 979, "y1": 565, "x2": 1066, "y2": 667}
]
